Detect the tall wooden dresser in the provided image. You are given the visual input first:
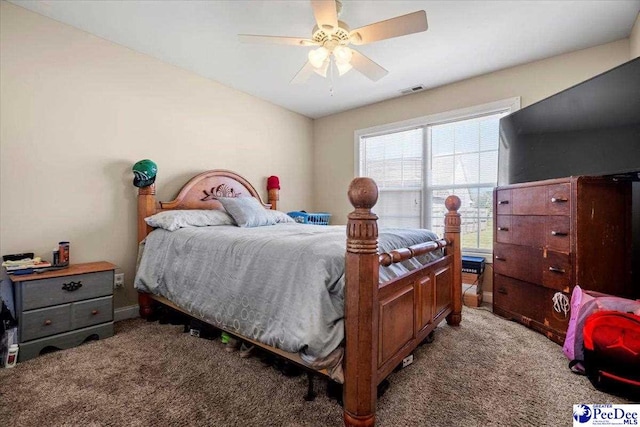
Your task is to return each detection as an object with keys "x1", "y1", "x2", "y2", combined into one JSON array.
[{"x1": 493, "y1": 176, "x2": 632, "y2": 344}]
